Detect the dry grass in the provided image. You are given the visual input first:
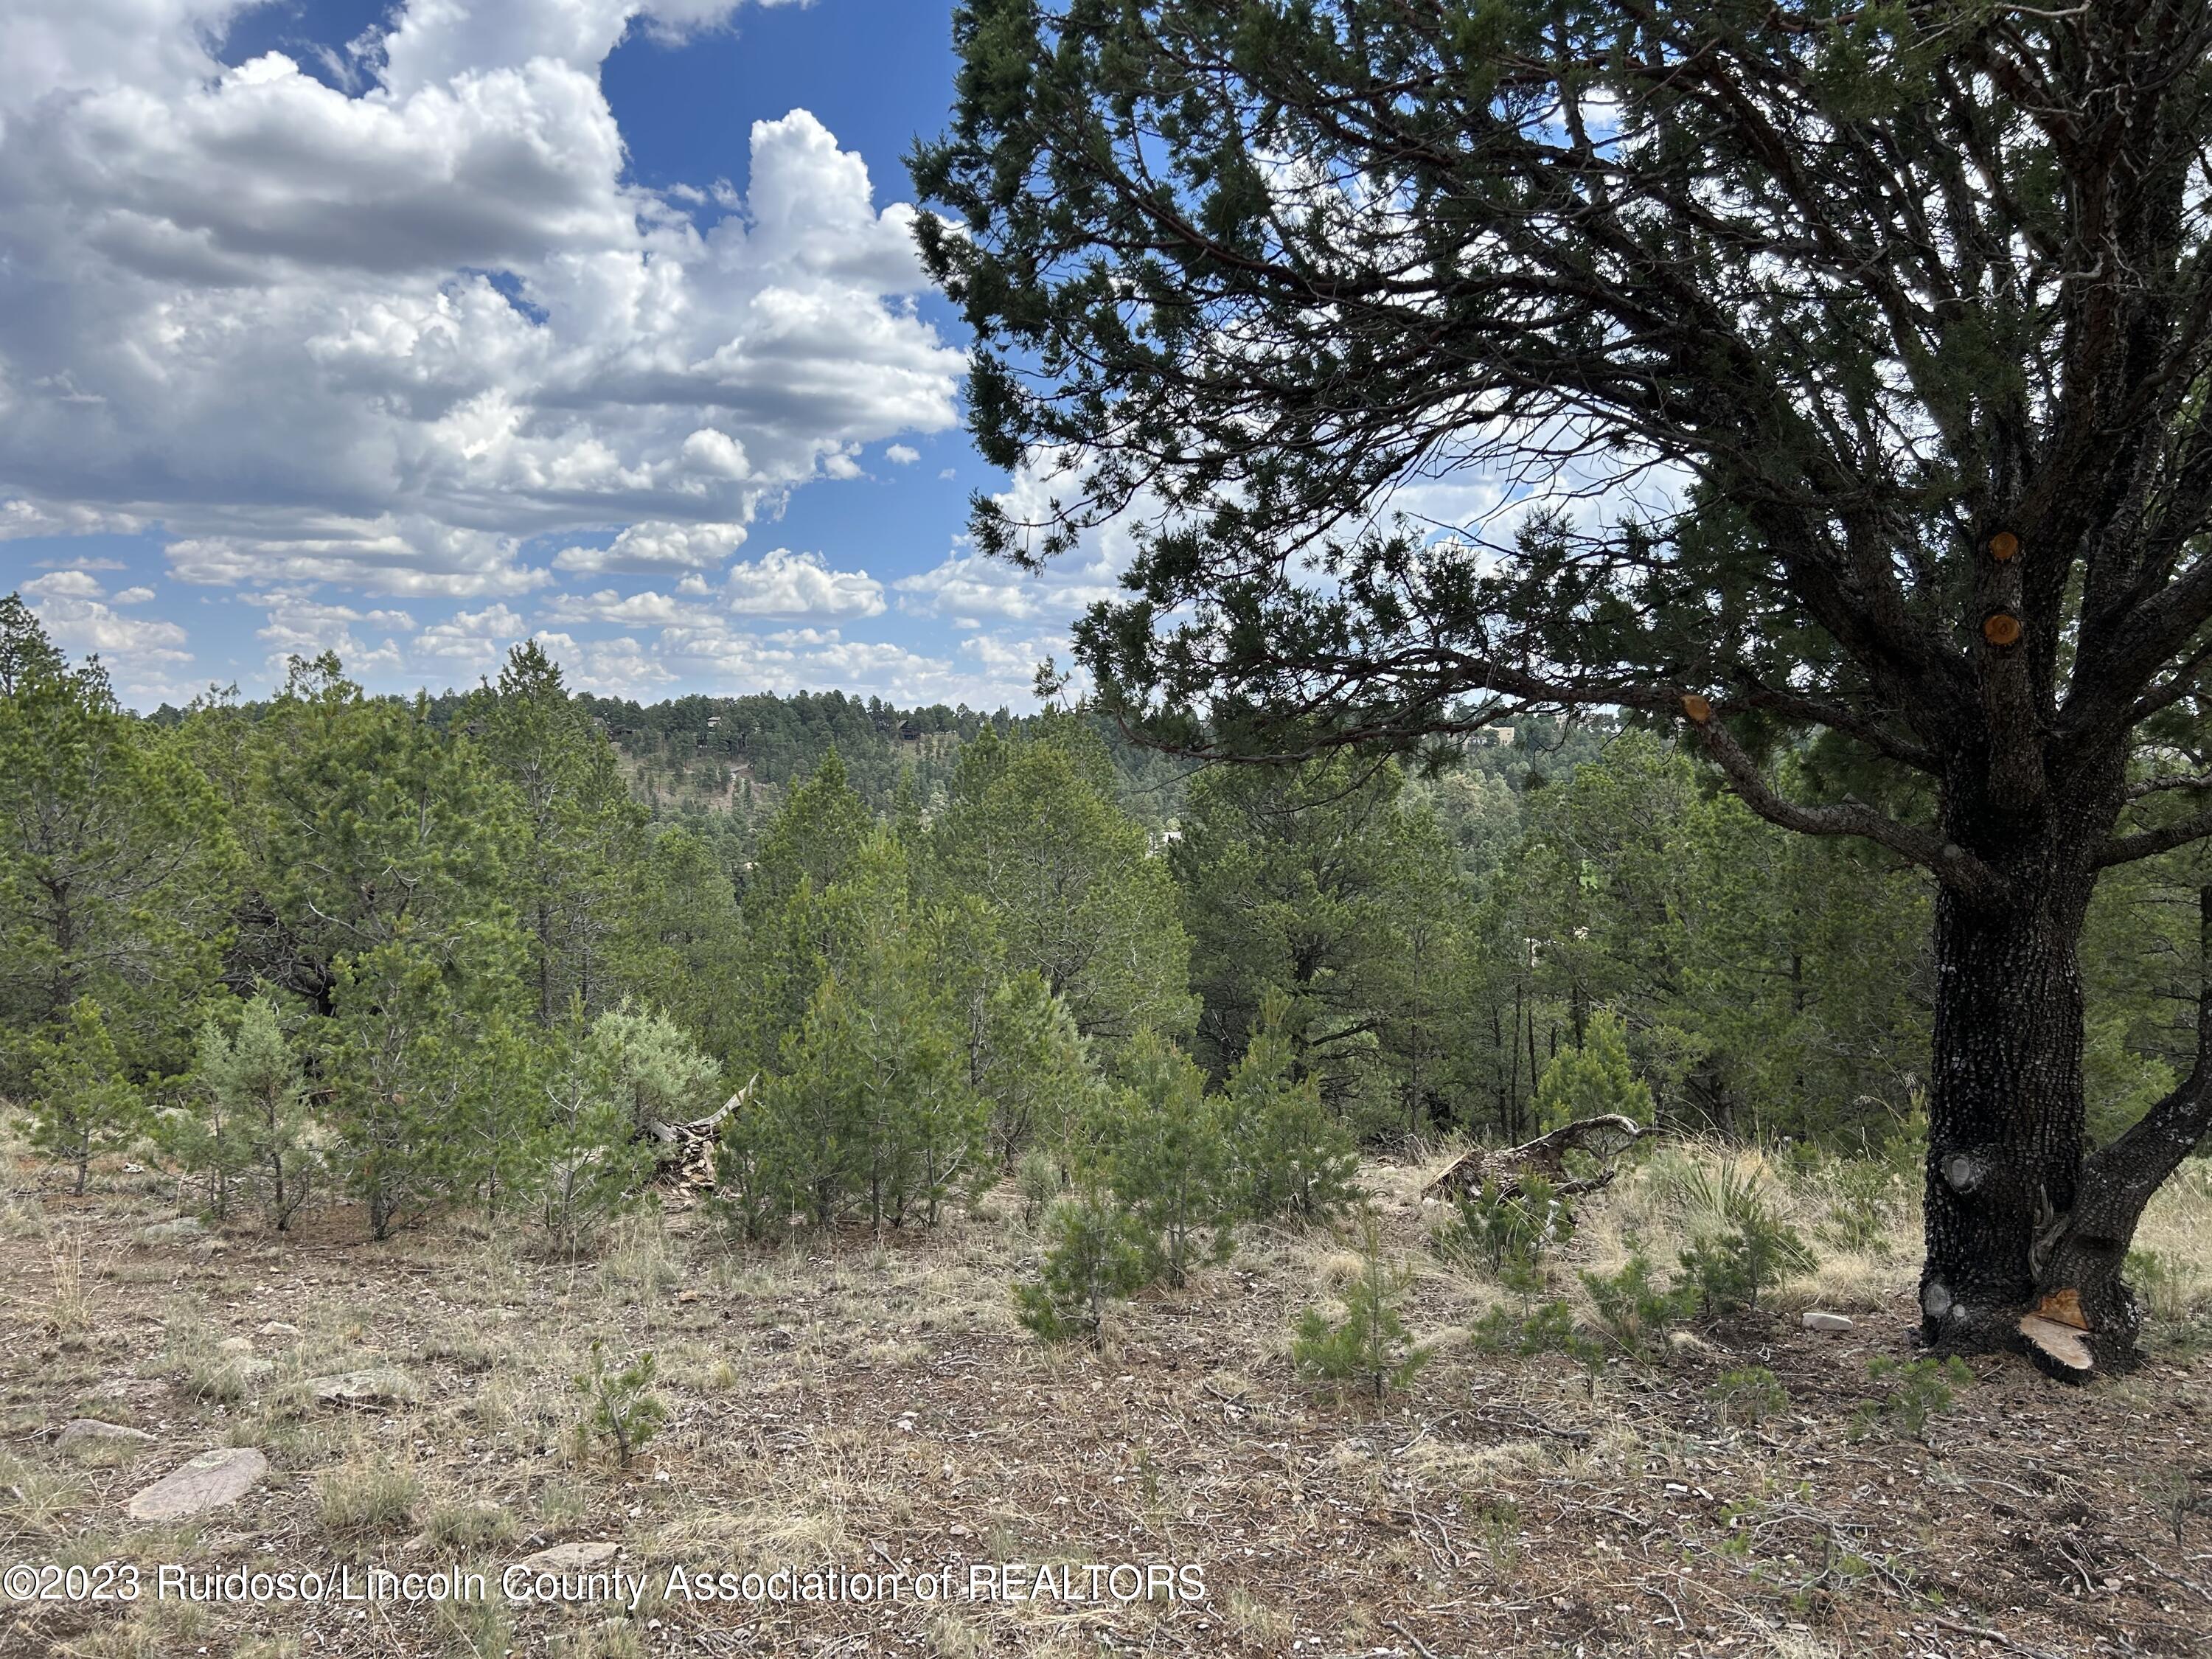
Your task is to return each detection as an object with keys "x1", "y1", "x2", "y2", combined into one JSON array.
[
  {"x1": 42, "y1": 1221, "x2": 100, "y2": 1335},
  {"x1": 0, "y1": 1143, "x2": 2207, "y2": 1658},
  {"x1": 314, "y1": 1443, "x2": 422, "y2": 1538}
]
